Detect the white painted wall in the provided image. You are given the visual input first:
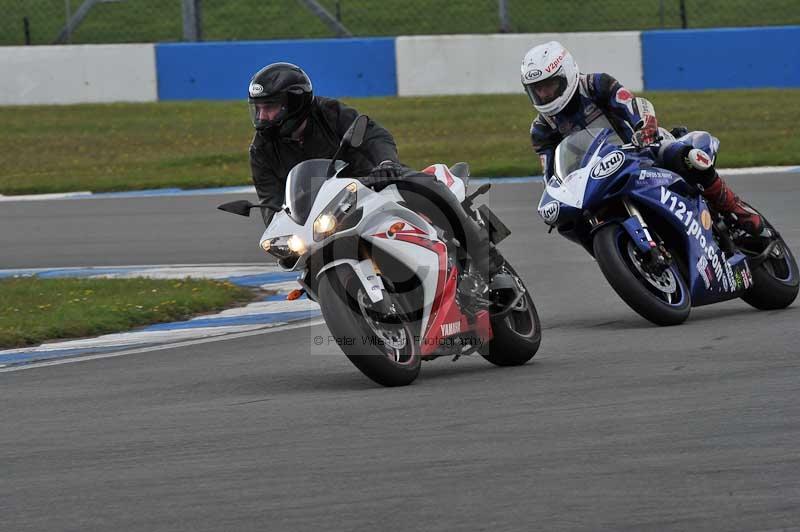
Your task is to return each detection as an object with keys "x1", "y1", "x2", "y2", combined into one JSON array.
[
  {"x1": 0, "y1": 44, "x2": 157, "y2": 105},
  {"x1": 396, "y1": 32, "x2": 643, "y2": 96}
]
